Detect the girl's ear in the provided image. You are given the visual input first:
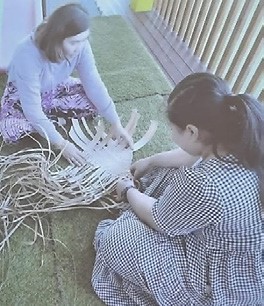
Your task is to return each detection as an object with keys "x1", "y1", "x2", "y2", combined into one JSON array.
[{"x1": 186, "y1": 124, "x2": 199, "y2": 140}]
